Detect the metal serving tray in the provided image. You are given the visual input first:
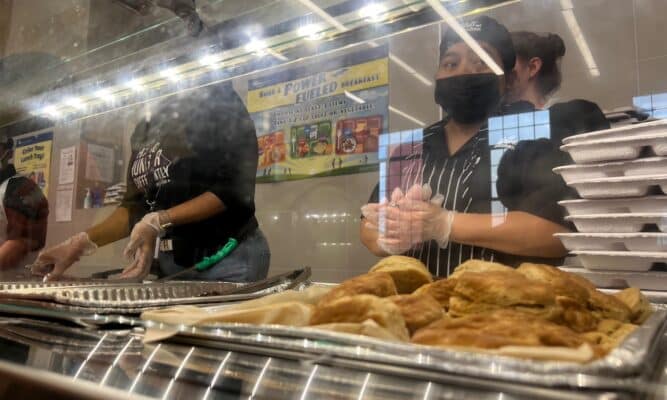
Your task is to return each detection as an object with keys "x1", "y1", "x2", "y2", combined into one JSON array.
[
  {"x1": 0, "y1": 268, "x2": 311, "y2": 312},
  {"x1": 143, "y1": 308, "x2": 667, "y2": 390}
]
